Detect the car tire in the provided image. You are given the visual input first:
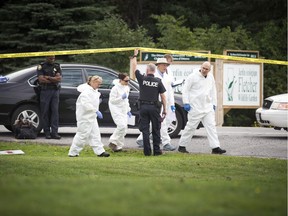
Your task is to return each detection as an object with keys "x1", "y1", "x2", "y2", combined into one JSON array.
[
  {"x1": 168, "y1": 109, "x2": 183, "y2": 138},
  {"x1": 11, "y1": 104, "x2": 42, "y2": 133}
]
